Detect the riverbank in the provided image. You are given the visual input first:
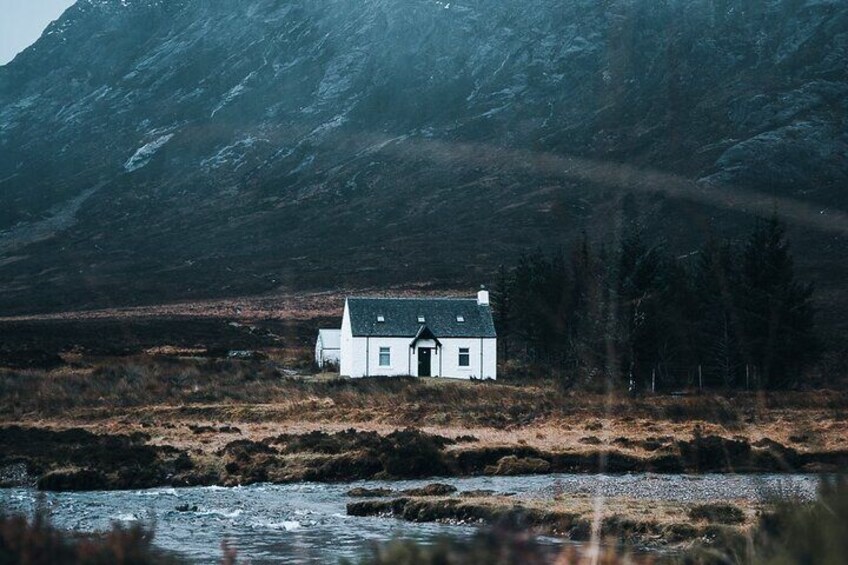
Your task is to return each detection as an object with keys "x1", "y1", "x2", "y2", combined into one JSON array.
[
  {"x1": 346, "y1": 488, "x2": 759, "y2": 549},
  {"x1": 1, "y1": 474, "x2": 824, "y2": 563},
  {"x1": 4, "y1": 423, "x2": 845, "y2": 492},
  {"x1": 1, "y1": 362, "x2": 846, "y2": 490}
]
